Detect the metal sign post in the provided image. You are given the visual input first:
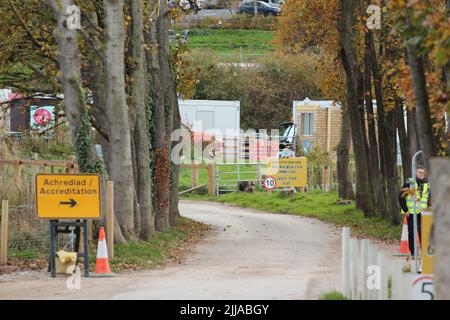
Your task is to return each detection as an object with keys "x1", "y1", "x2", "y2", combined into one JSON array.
[
  {"x1": 411, "y1": 150, "x2": 423, "y2": 273},
  {"x1": 49, "y1": 220, "x2": 89, "y2": 277},
  {"x1": 36, "y1": 174, "x2": 102, "y2": 277}
]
